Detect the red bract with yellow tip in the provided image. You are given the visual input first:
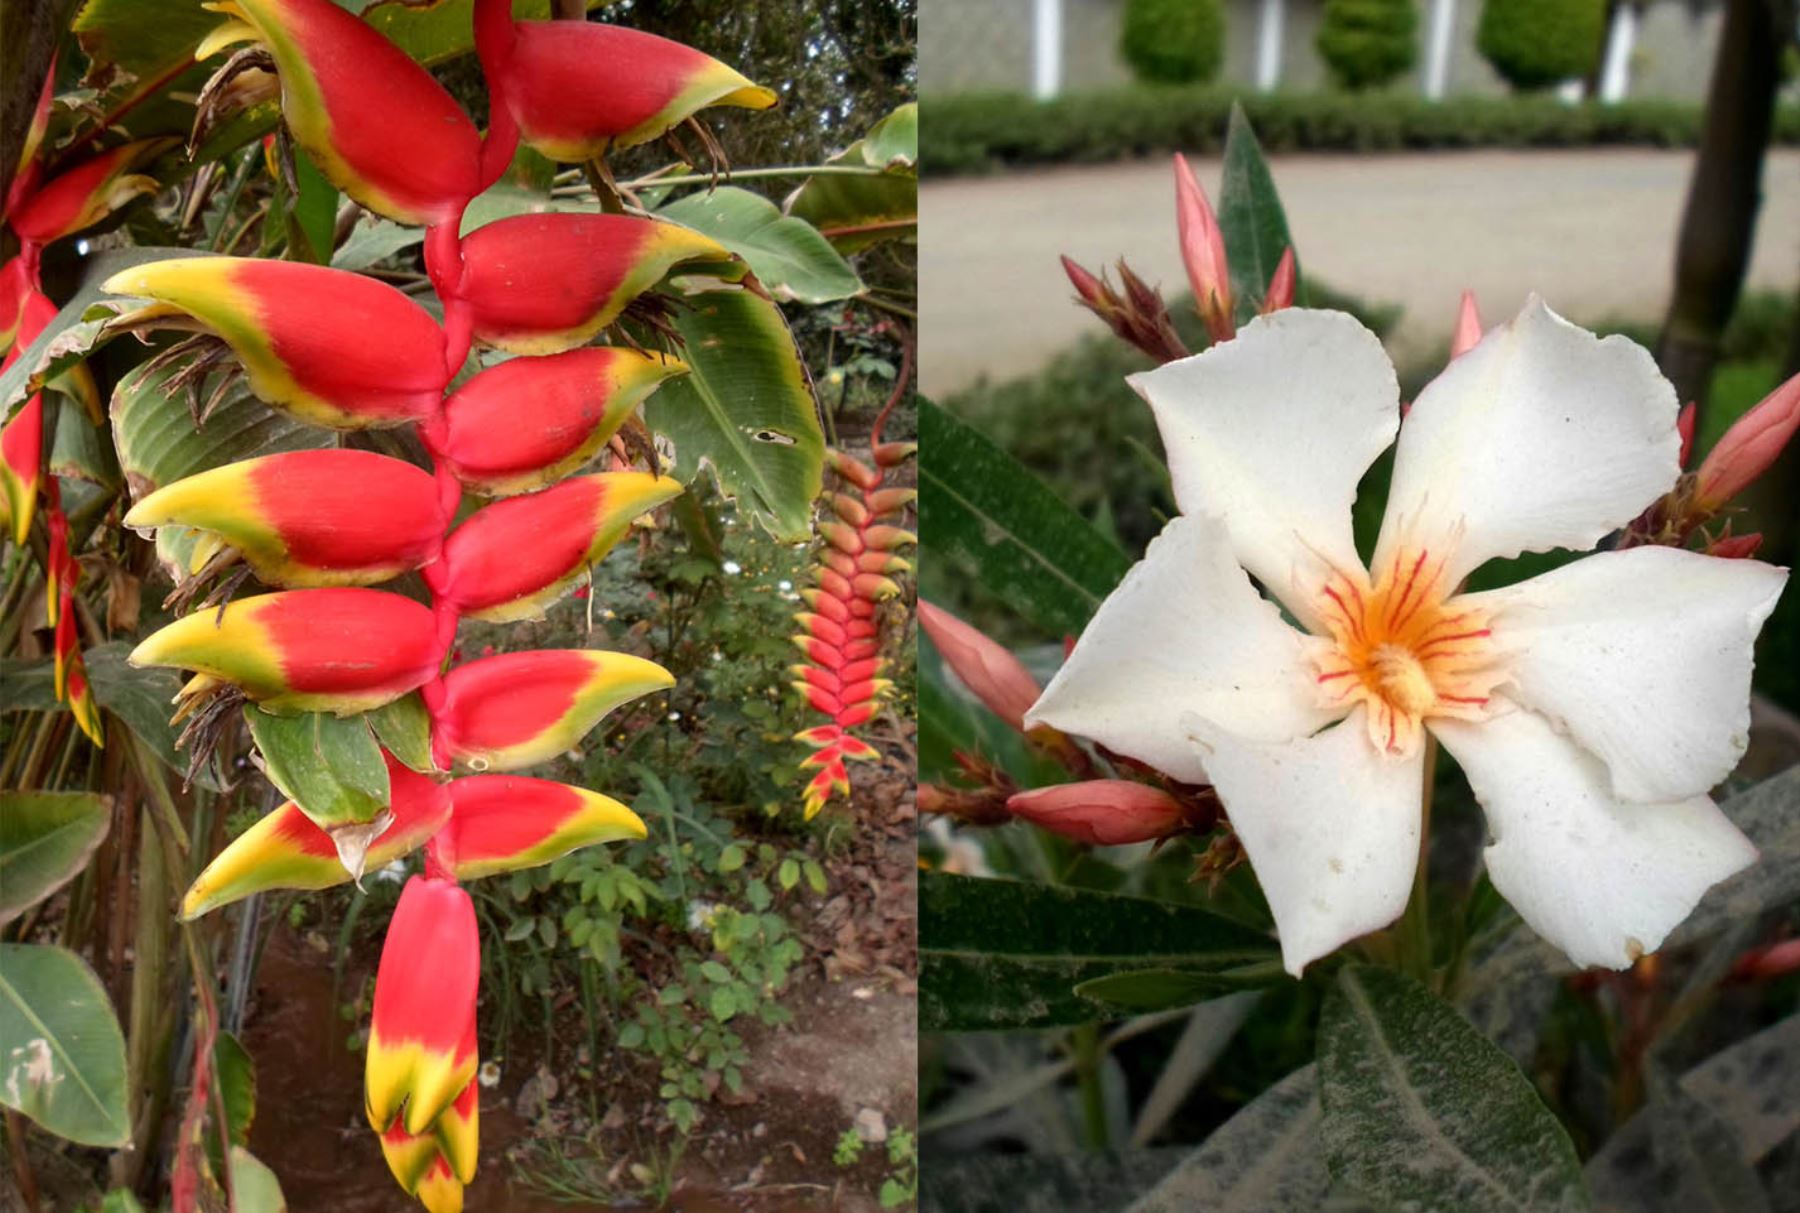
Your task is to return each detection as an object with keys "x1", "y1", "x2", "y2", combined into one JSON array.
[
  {"x1": 3, "y1": 53, "x2": 56, "y2": 222},
  {"x1": 125, "y1": 450, "x2": 447, "y2": 587},
  {"x1": 129, "y1": 588, "x2": 440, "y2": 713},
  {"x1": 428, "y1": 348, "x2": 687, "y2": 496},
  {"x1": 433, "y1": 648, "x2": 674, "y2": 772},
  {"x1": 0, "y1": 393, "x2": 41, "y2": 546},
  {"x1": 794, "y1": 439, "x2": 914, "y2": 819},
  {"x1": 455, "y1": 213, "x2": 731, "y2": 354},
  {"x1": 473, "y1": 0, "x2": 776, "y2": 162},
  {"x1": 366, "y1": 876, "x2": 479, "y2": 1149},
  {"x1": 428, "y1": 472, "x2": 682, "y2": 621},
  {"x1": 440, "y1": 775, "x2": 646, "y2": 879},
  {"x1": 200, "y1": 0, "x2": 484, "y2": 226},
  {"x1": 103, "y1": 257, "x2": 450, "y2": 428},
  {"x1": 180, "y1": 755, "x2": 451, "y2": 919},
  {"x1": 7, "y1": 138, "x2": 174, "y2": 247}
]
